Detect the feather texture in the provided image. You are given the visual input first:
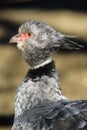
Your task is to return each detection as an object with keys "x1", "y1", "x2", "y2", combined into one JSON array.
[
  {"x1": 10, "y1": 20, "x2": 86, "y2": 130},
  {"x1": 12, "y1": 100, "x2": 87, "y2": 130}
]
